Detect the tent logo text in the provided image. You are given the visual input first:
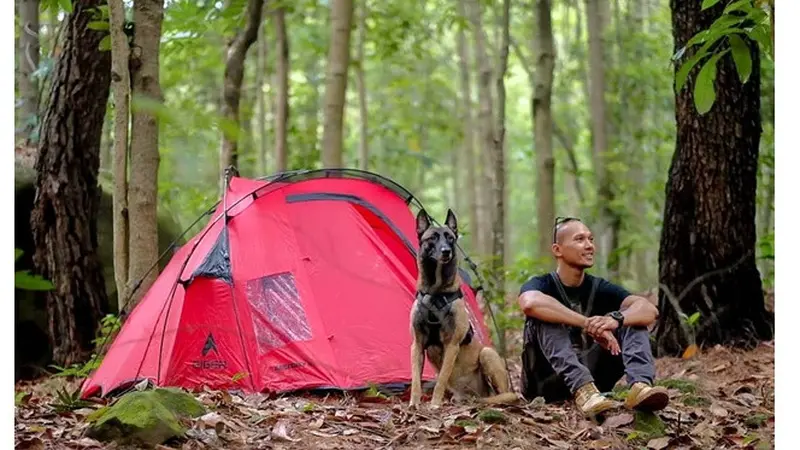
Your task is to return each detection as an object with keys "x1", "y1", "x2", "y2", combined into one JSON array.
[{"x1": 192, "y1": 332, "x2": 227, "y2": 370}]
